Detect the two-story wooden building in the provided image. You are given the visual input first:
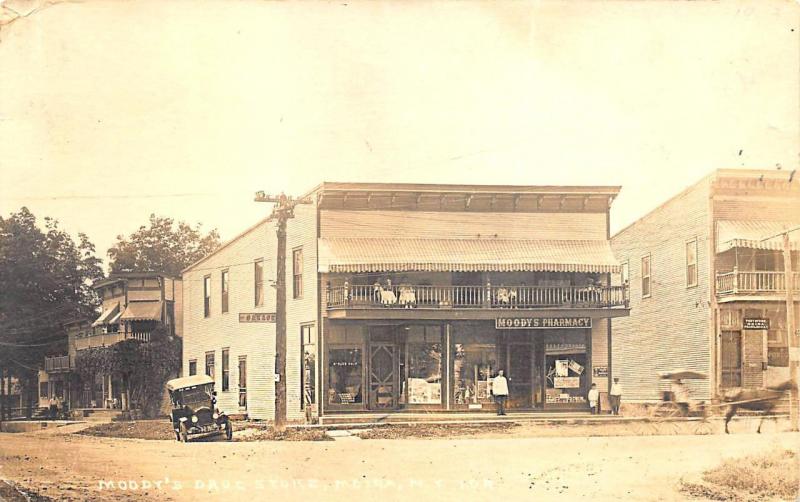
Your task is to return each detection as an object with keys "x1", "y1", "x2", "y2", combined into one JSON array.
[
  {"x1": 611, "y1": 169, "x2": 799, "y2": 402},
  {"x1": 182, "y1": 182, "x2": 629, "y2": 423},
  {"x1": 38, "y1": 272, "x2": 182, "y2": 411}
]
